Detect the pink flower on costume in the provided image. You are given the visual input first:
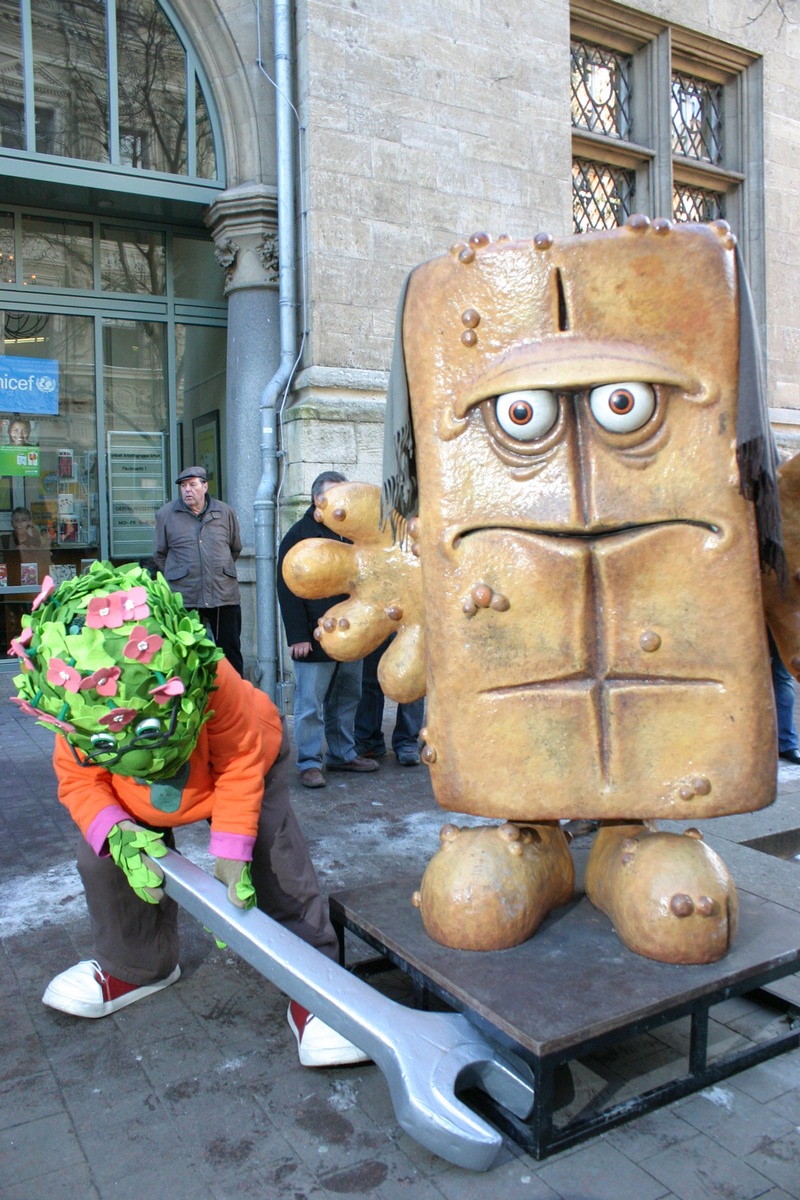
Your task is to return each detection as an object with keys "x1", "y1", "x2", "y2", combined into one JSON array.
[
  {"x1": 10, "y1": 696, "x2": 75, "y2": 733},
  {"x1": 123, "y1": 625, "x2": 163, "y2": 664},
  {"x1": 8, "y1": 626, "x2": 34, "y2": 669},
  {"x1": 98, "y1": 707, "x2": 137, "y2": 730},
  {"x1": 46, "y1": 657, "x2": 82, "y2": 693},
  {"x1": 117, "y1": 587, "x2": 150, "y2": 622},
  {"x1": 78, "y1": 666, "x2": 122, "y2": 697},
  {"x1": 86, "y1": 594, "x2": 124, "y2": 629},
  {"x1": 32, "y1": 576, "x2": 56, "y2": 611},
  {"x1": 149, "y1": 677, "x2": 185, "y2": 705}
]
